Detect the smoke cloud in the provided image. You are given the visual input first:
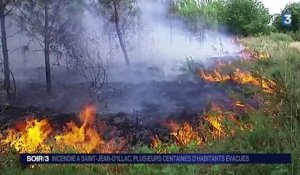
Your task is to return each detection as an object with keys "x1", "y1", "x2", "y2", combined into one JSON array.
[
  {"x1": 5, "y1": 0, "x2": 242, "y2": 114},
  {"x1": 106, "y1": 0, "x2": 242, "y2": 83}
]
